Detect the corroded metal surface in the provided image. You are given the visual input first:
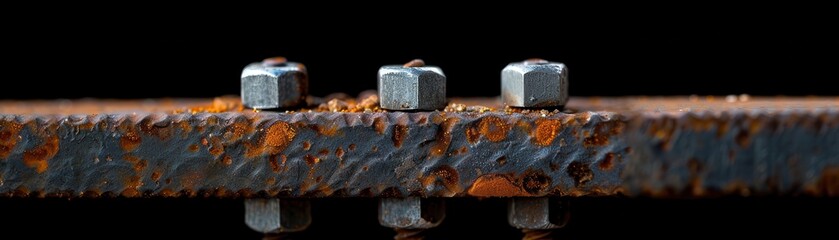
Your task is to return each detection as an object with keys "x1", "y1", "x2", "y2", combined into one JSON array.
[{"x1": 1, "y1": 96, "x2": 838, "y2": 197}]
